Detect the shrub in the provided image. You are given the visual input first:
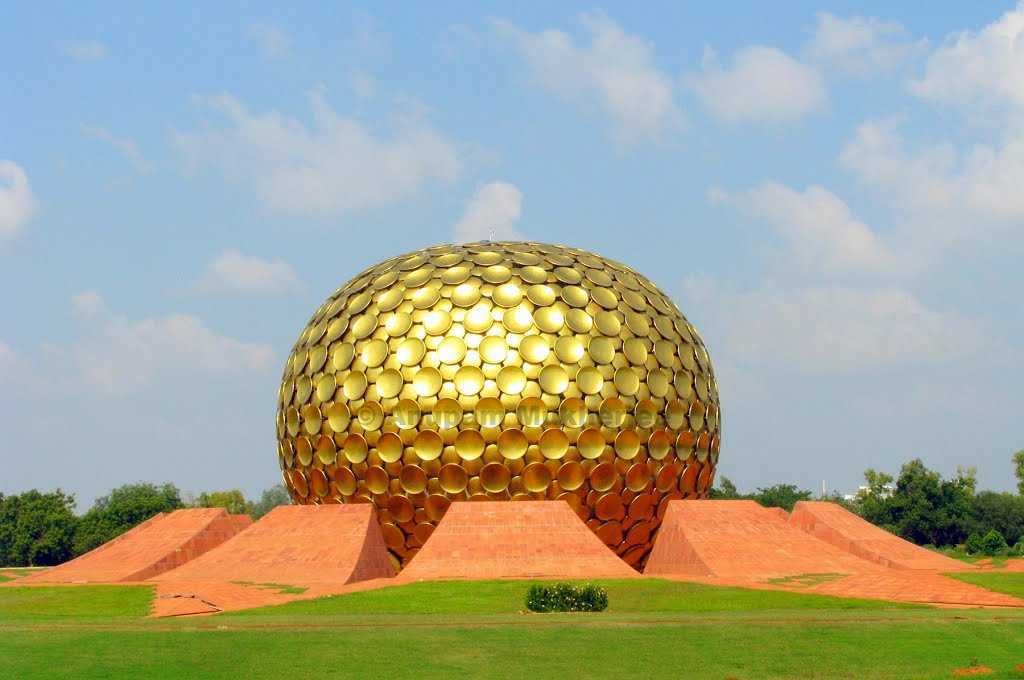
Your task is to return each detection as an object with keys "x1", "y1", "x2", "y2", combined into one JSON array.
[
  {"x1": 979, "y1": 529, "x2": 1009, "y2": 555},
  {"x1": 525, "y1": 583, "x2": 608, "y2": 613},
  {"x1": 966, "y1": 529, "x2": 1009, "y2": 556}
]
